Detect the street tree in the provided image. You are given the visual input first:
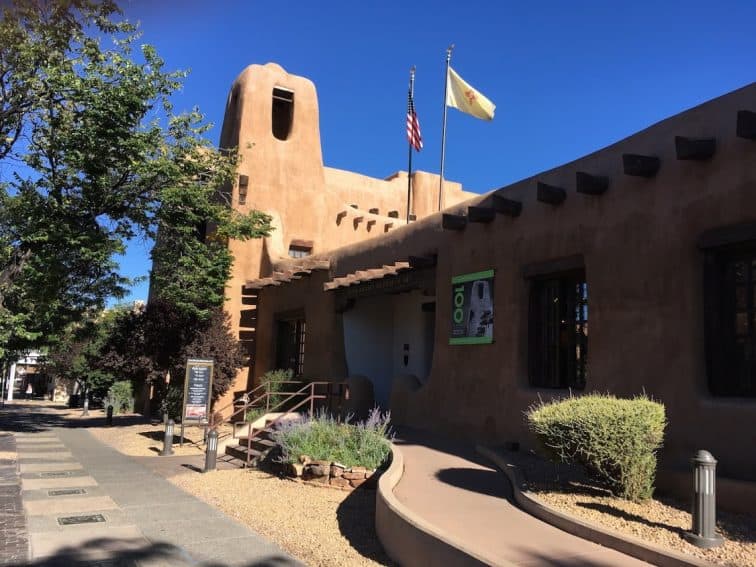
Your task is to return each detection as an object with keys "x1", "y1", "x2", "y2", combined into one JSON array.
[{"x1": 0, "y1": 0, "x2": 272, "y2": 366}]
